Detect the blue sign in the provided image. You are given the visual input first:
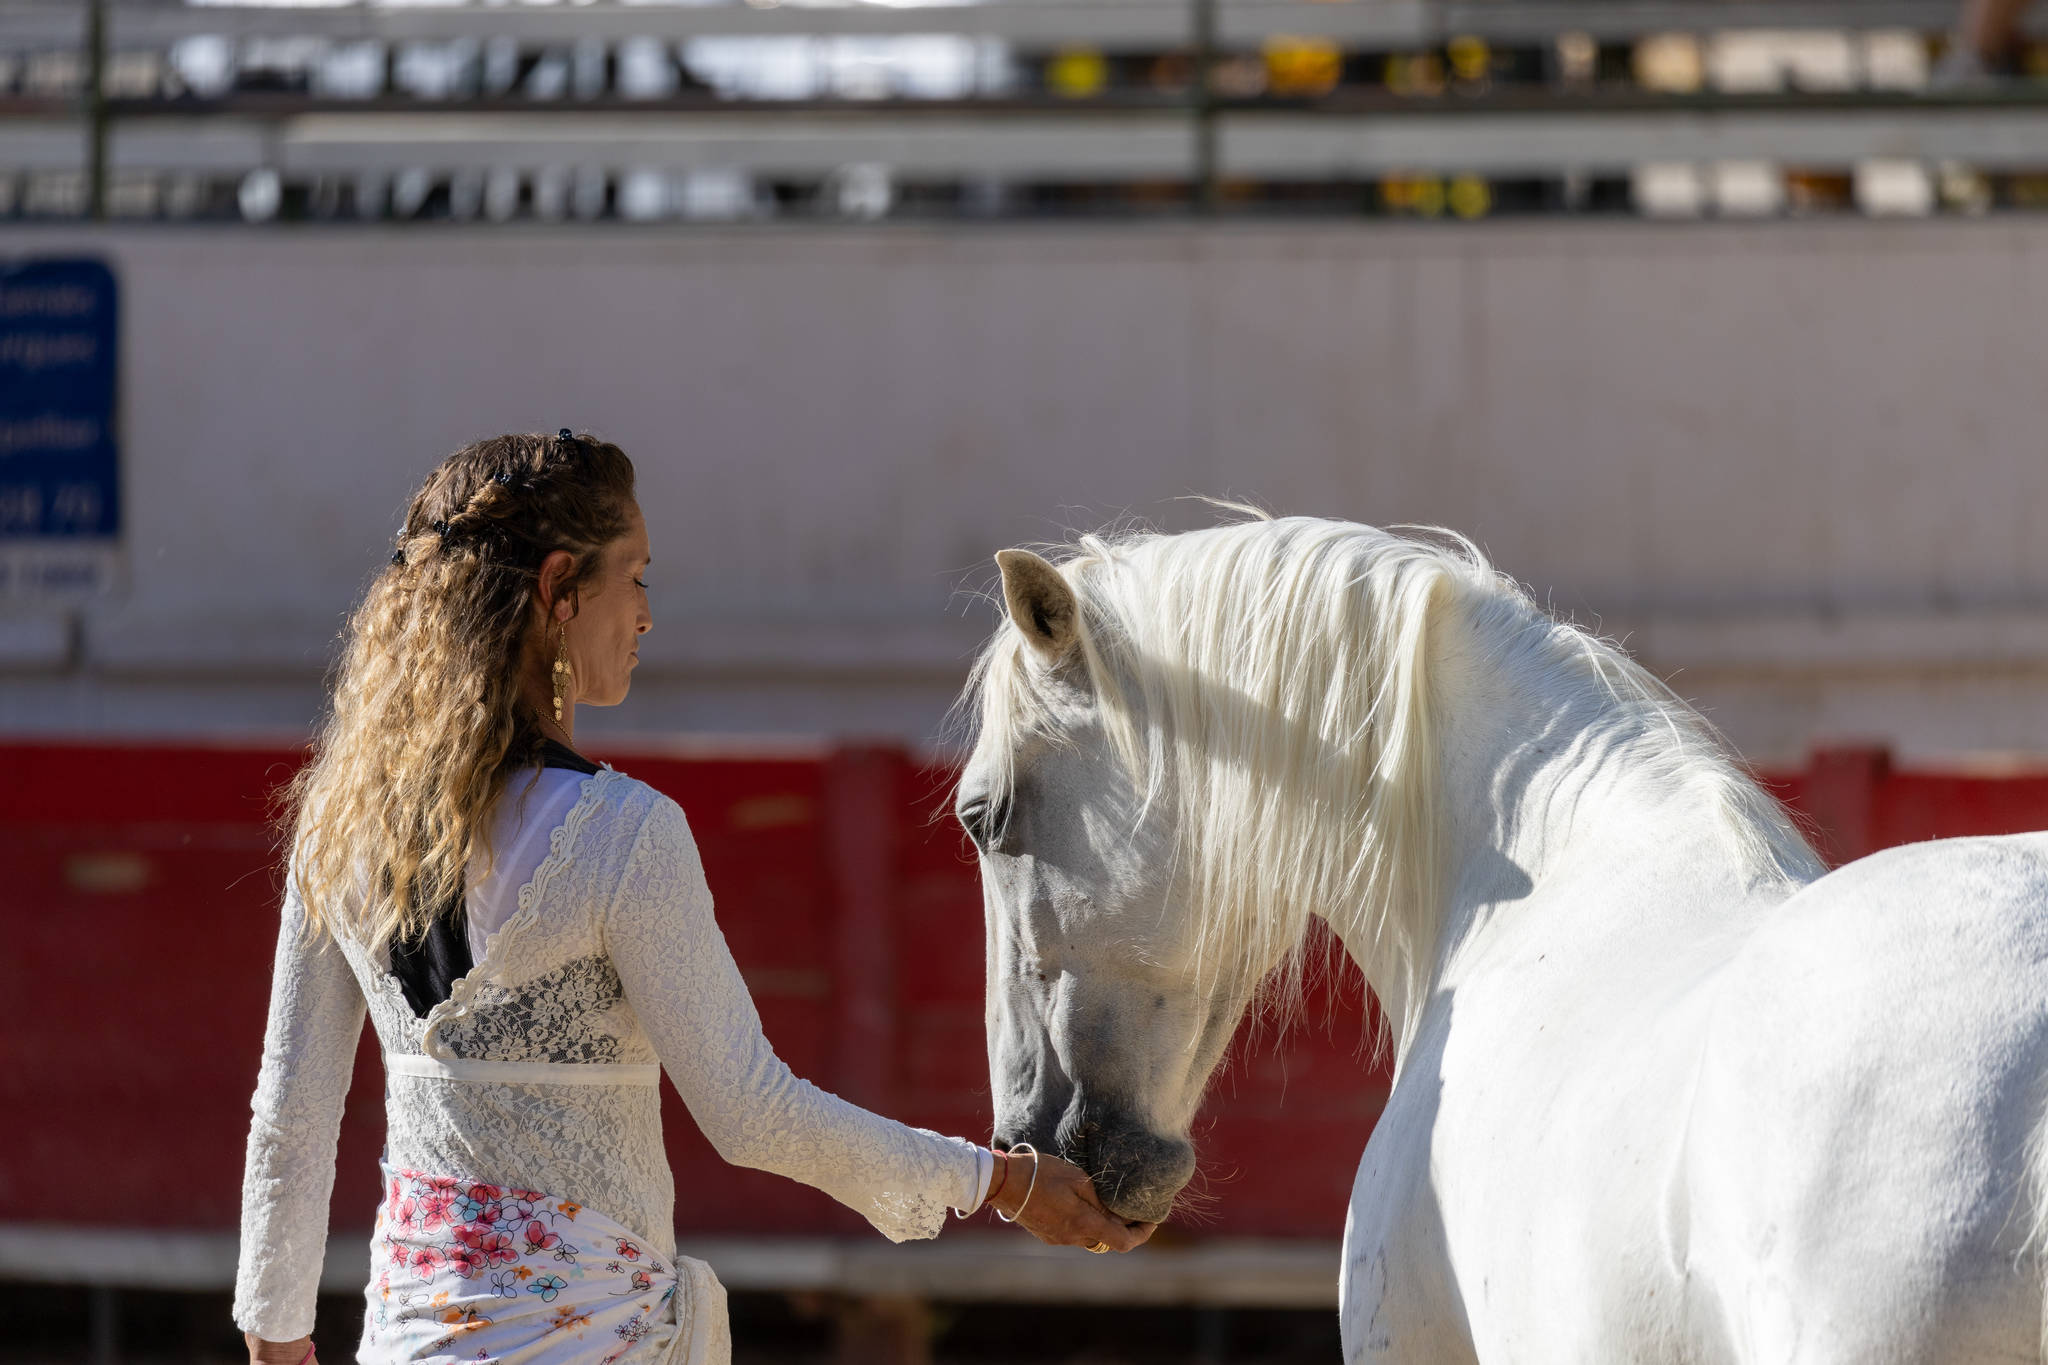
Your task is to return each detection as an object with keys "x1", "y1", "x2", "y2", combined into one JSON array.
[{"x1": 0, "y1": 257, "x2": 120, "y2": 599}]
